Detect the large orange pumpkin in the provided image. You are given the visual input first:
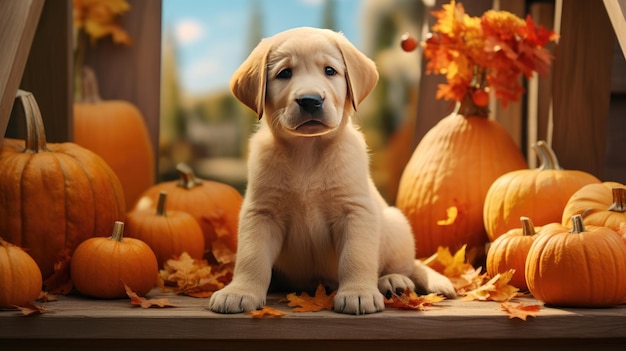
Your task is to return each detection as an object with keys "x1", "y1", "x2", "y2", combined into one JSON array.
[
  {"x1": 0, "y1": 90, "x2": 126, "y2": 279},
  {"x1": 74, "y1": 67, "x2": 155, "y2": 209},
  {"x1": 134, "y1": 163, "x2": 241, "y2": 263},
  {"x1": 71, "y1": 221, "x2": 158, "y2": 299},
  {"x1": 525, "y1": 215, "x2": 626, "y2": 307},
  {"x1": 561, "y1": 181, "x2": 626, "y2": 231},
  {"x1": 0, "y1": 237, "x2": 43, "y2": 308},
  {"x1": 396, "y1": 97, "x2": 527, "y2": 258},
  {"x1": 483, "y1": 141, "x2": 600, "y2": 241}
]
